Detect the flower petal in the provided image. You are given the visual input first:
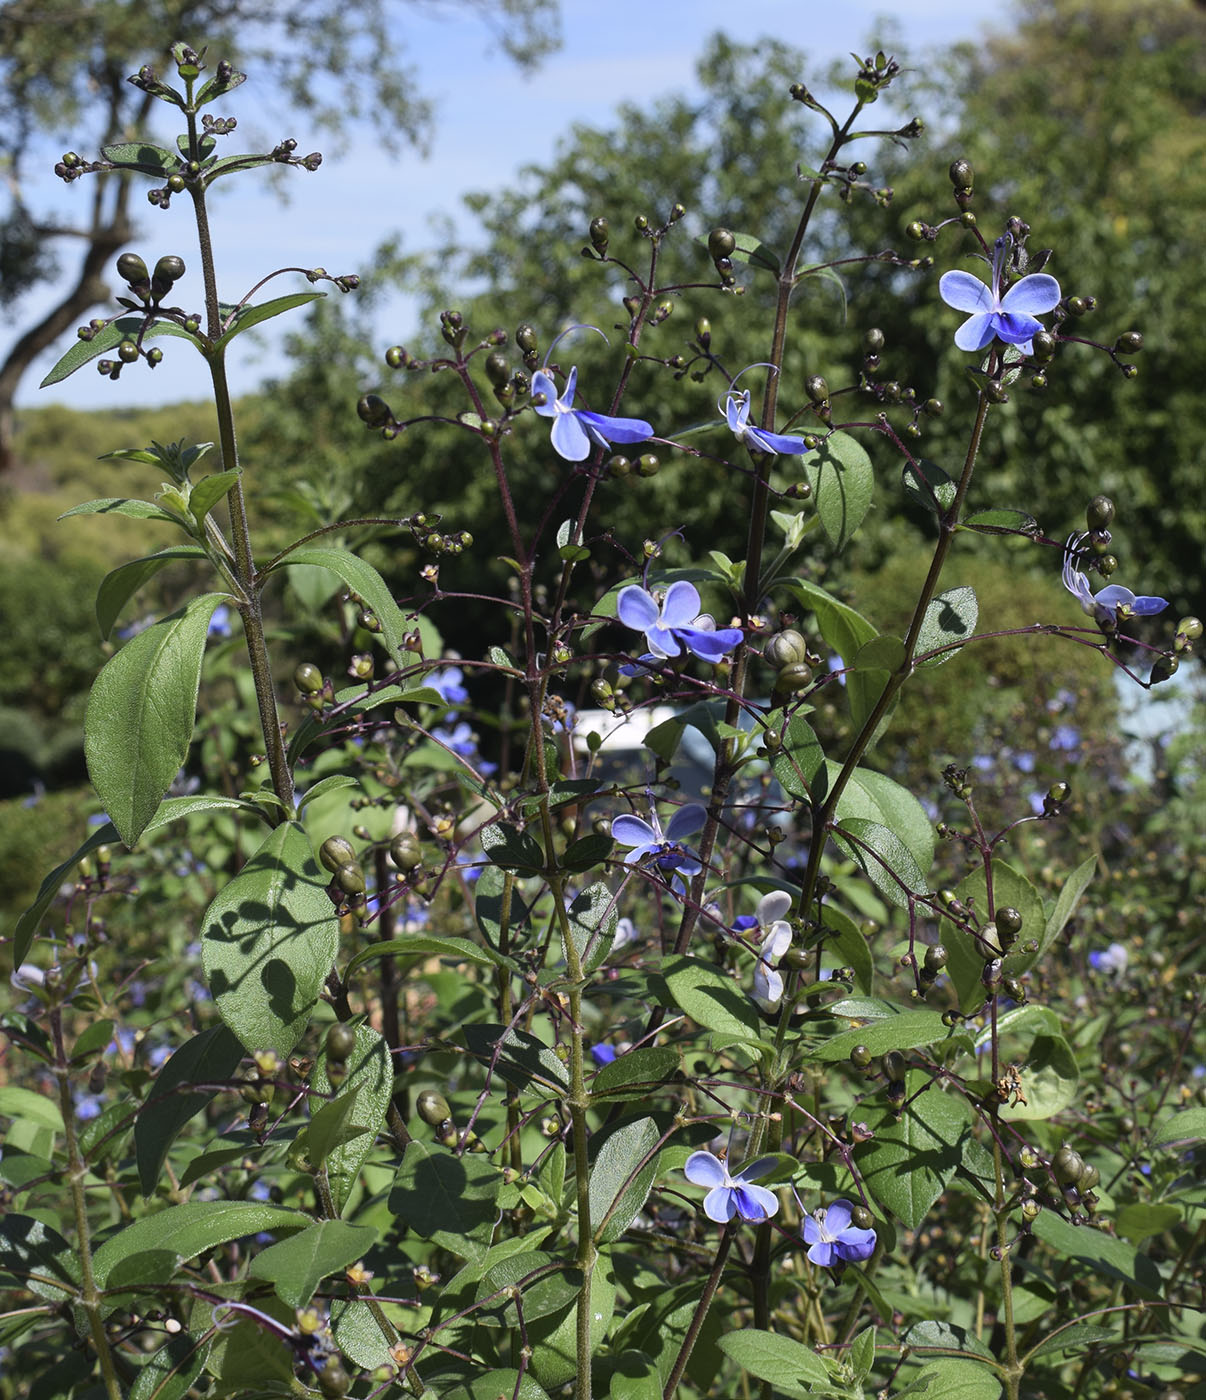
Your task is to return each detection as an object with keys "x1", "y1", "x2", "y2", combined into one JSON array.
[
  {"x1": 953, "y1": 312, "x2": 998, "y2": 352},
  {"x1": 702, "y1": 1186, "x2": 739, "y2": 1223},
  {"x1": 756, "y1": 891, "x2": 792, "y2": 926},
  {"x1": 611, "y1": 814, "x2": 658, "y2": 852},
  {"x1": 731, "y1": 1183, "x2": 779, "y2": 1221},
  {"x1": 617, "y1": 585, "x2": 660, "y2": 631},
  {"x1": 550, "y1": 410, "x2": 591, "y2": 461},
  {"x1": 824, "y1": 1199, "x2": 854, "y2": 1233},
  {"x1": 939, "y1": 269, "x2": 994, "y2": 314},
  {"x1": 835, "y1": 1227, "x2": 877, "y2": 1262},
  {"x1": 806, "y1": 1239, "x2": 837, "y2": 1267},
  {"x1": 994, "y1": 311, "x2": 1042, "y2": 348},
  {"x1": 684, "y1": 1150, "x2": 729, "y2": 1188},
  {"x1": 680, "y1": 625, "x2": 743, "y2": 663},
  {"x1": 665, "y1": 803, "x2": 707, "y2": 841},
  {"x1": 577, "y1": 409, "x2": 654, "y2": 446},
  {"x1": 725, "y1": 392, "x2": 749, "y2": 434},
  {"x1": 748, "y1": 426, "x2": 810, "y2": 455},
  {"x1": 1093, "y1": 585, "x2": 1137, "y2": 613},
  {"x1": 733, "y1": 1156, "x2": 778, "y2": 1183},
  {"x1": 659, "y1": 580, "x2": 703, "y2": 628},
  {"x1": 1129, "y1": 594, "x2": 1169, "y2": 616},
  {"x1": 1000, "y1": 272, "x2": 1061, "y2": 316},
  {"x1": 561, "y1": 364, "x2": 579, "y2": 407},
  {"x1": 530, "y1": 369, "x2": 559, "y2": 418}
]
